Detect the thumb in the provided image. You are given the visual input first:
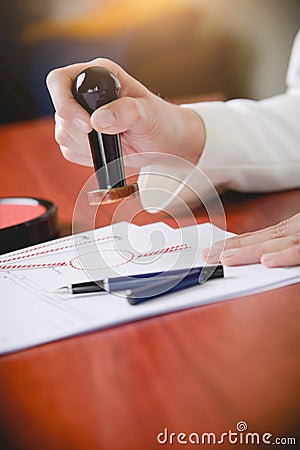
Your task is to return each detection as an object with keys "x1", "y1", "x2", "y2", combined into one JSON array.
[{"x1": 90, "y1": 96, "x2": 150, "y2": 135}]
